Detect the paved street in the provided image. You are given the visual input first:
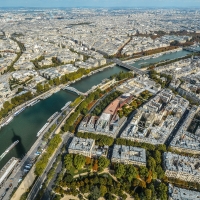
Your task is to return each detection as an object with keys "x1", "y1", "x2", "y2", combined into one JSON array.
[
  {"x1": 1, "y1": 111, "x2": 67, "y2": 200},
  {"x1": 41, "y1": 160, "x2": 63, "y2": 200},
  {"x1": 27, "y1": 132, "x2": 73, "y2": 200}
]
